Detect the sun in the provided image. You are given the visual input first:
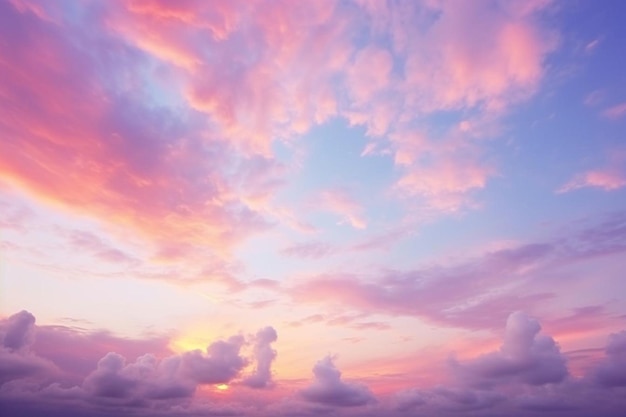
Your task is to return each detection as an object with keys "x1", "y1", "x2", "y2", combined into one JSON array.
[{"x1": 215, "y1": 384, "x2": 229, "y2": 392}]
